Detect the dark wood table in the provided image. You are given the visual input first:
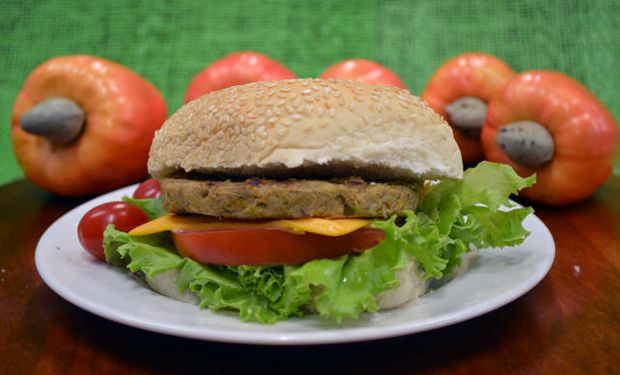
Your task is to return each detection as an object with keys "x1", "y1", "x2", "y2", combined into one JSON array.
[{"x1": 1, "y1": 177, "x2": 619, "y2": 374}]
